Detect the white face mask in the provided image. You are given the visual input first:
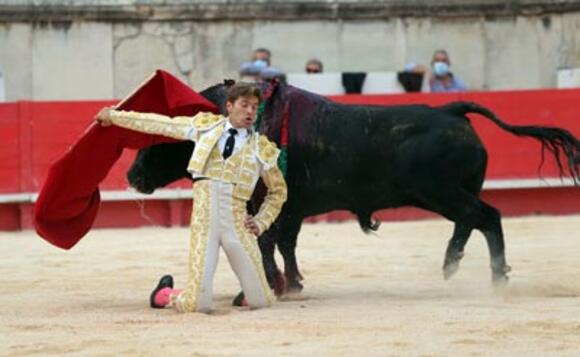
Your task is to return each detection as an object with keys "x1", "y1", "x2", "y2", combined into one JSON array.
[{"x1": 432, "y1": 61, "x2": 450, "y2": 77}]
